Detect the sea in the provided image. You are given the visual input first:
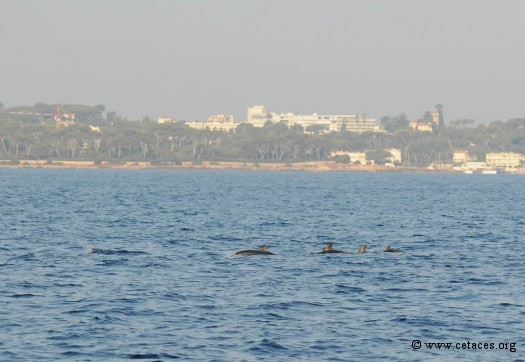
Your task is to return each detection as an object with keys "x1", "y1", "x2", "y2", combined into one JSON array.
[{"x1": 0, "y1": 169, "x2": 523, "y2": 361}]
